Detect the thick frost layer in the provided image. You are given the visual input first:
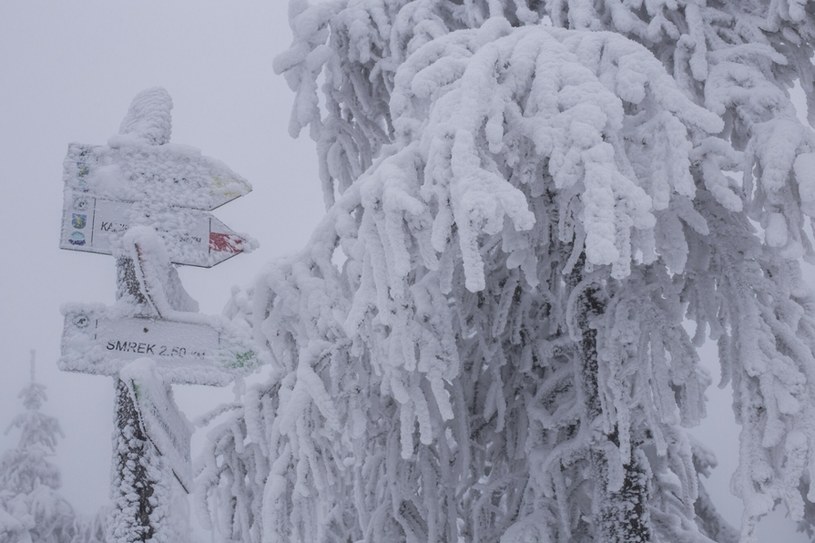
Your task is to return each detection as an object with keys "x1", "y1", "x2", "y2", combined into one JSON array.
[{"x1": 118, "y1": 87, "x2": 173, "y2": 146}]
